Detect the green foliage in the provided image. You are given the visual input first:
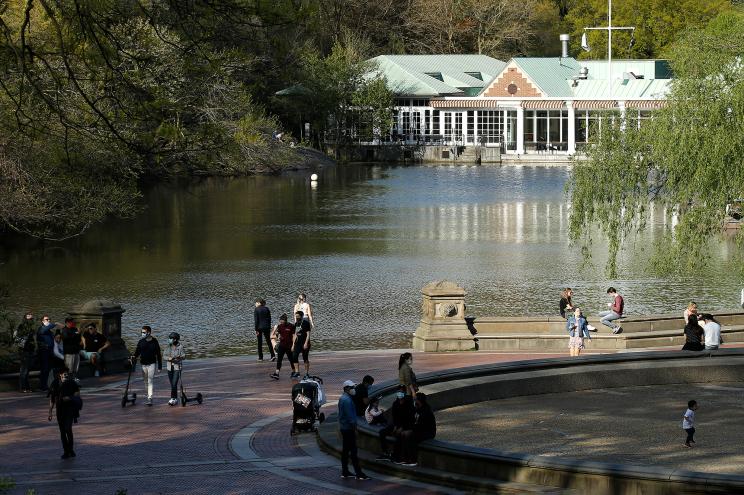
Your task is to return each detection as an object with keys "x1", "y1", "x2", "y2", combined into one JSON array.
[
  {"x1": 0, "y1": 1, "x2": 299, "y2": 240},
  {"x1": 565, "y1": 0, "x2": 732, "y2": 58},
  {"x1": 567, "y1": 8, "x2": 744, "y2": 276},
  {"x1": 294, "y1": 32, "x2": 393, "y2": 147}
]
